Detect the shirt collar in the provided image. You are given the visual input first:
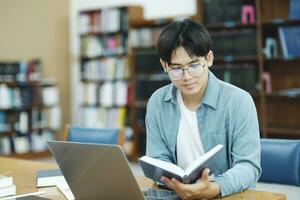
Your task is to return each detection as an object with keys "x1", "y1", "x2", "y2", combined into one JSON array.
[{"x1": 163, "y1": 71, "x2": 220, "y2": 109}]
